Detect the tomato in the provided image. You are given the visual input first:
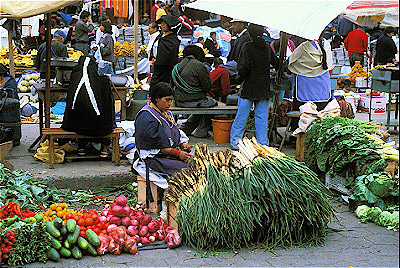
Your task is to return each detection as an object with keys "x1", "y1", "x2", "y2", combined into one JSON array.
[
  {"x1": 101, "y1": 230, "x2": 107, "y2": 234},
  {"x1": 85, "y1": 218, "x2": 94, "y2": 226},
  {"x1": 77, "y1": 219, "x2": 85, "y2": 226},
  {"x1": 72, "y1": 215, "x2": 79, "y2": 221},
  {"x1": 80, "y1": 226, "x2": 86, "y2": 232},
  {"x1": 91, "y1": 214, "x2": 98, "y2": 221},
  {"x1": 79, "y1": 231, "x2": 86, "y2": 237},
  {"x1": 93, "y1": 228, "x2": 101, "y2": 234}
]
